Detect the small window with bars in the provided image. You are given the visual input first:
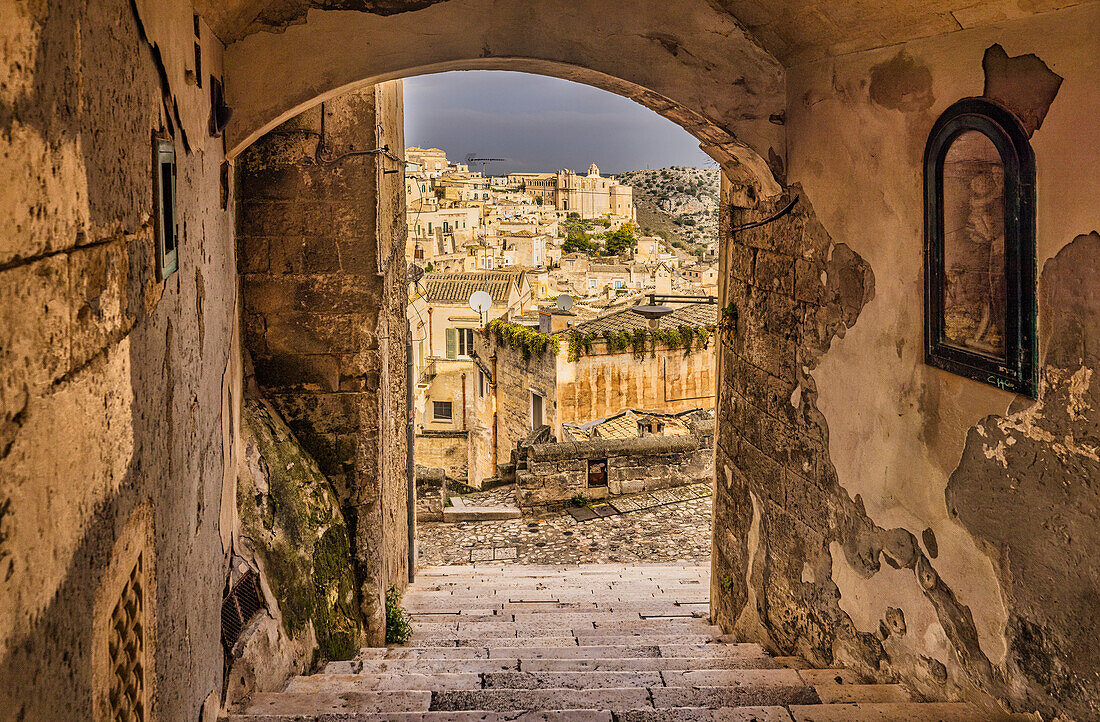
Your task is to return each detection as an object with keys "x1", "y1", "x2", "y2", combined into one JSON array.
[{"x1": 221, "y1": 568, "x2": 265, "y2": 657}]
